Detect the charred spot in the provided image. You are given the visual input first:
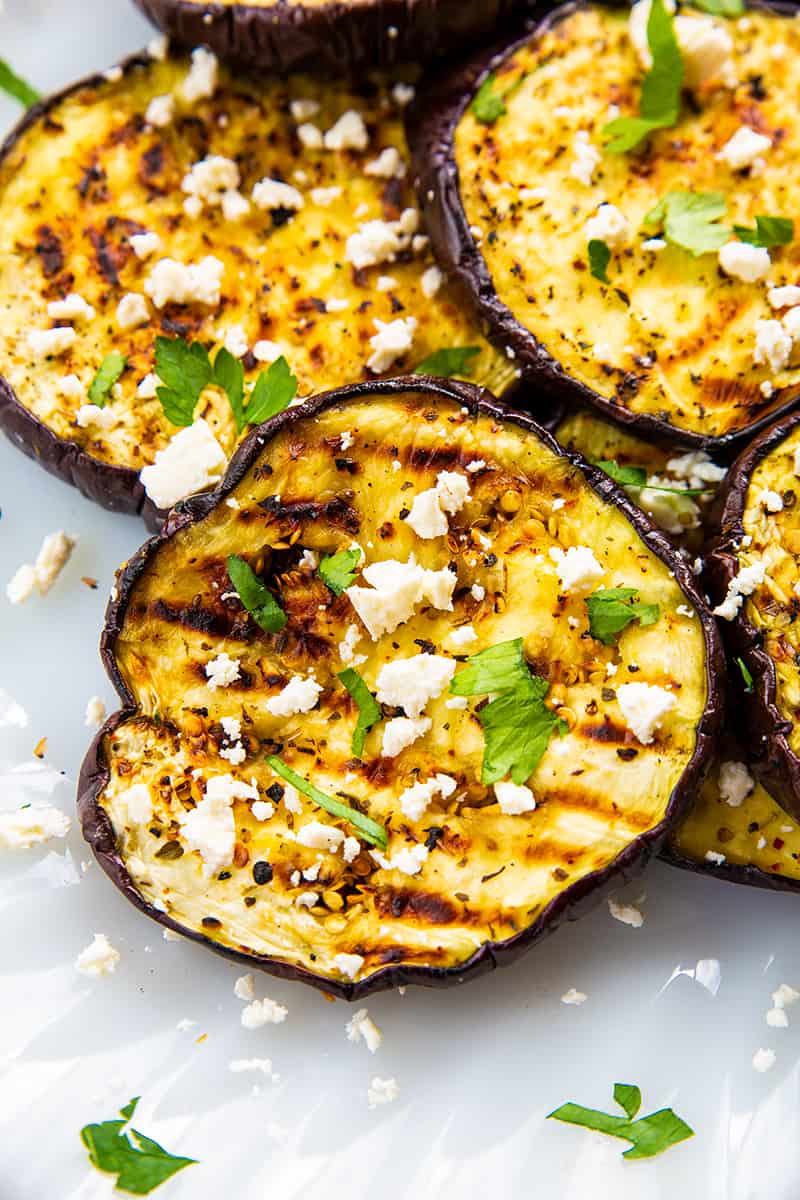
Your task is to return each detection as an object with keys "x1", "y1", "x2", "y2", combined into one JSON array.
[
  {"x1": 580, "y1": 717, "x2": 629, "y2": 745},
  {"x1": 616, "y1": 747, "x2": 638, "y2": 760},
  {"x1": 748, "y1": 74, "x2": 767, "y2": 101},
  {"x1": 152, "y1": 598, "x2": 238, "y2": 638},
  {"x1": 295, "y1": 296, "x2": 327, "y2": 315},
  {"x1": 34, "y1": 224, "x2": 64, "y2": 278},
  {"x1": 334, "y1": 457, "x2": 358, "y2": 475},
  {"x1": 253, "y1": 861, "x2": 273, "y2": 885},
  {"x1": 86, "y1": 220, "x2": 139, "y2": 286},
  {"x1": 408, "y1": 444, "x2": 460, "y2": 471},
  {"x1": 266, "y1": 783, "x2": 284, "y2": 803},
  {"x1": 378, "y1": 522, "x2": 394, "y2": 540},
  {"x1": 424, "y1": 825, "x2": 445, "y2": 850},
  {"x1": 375, "y1": 887, "x2": 459, "y2": 925},
  {"x1": 260, "y1": 495, "x2": 360, "y2": 535},
  {"x1": 381, "y1": 177, "x2": 405, "y2": 220},
  {"x1": 139, "y1": 141, "x2": 165, "y2": 187},
  {"x1": 77, "y1": 162, "x2": 108, "y2": 202},
  {"x1": 270, "y1": 206, "x2": 296, "y2": 229},
  {"x1": 201, "y1": 916, "x2": 222, "y2": 929}
]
